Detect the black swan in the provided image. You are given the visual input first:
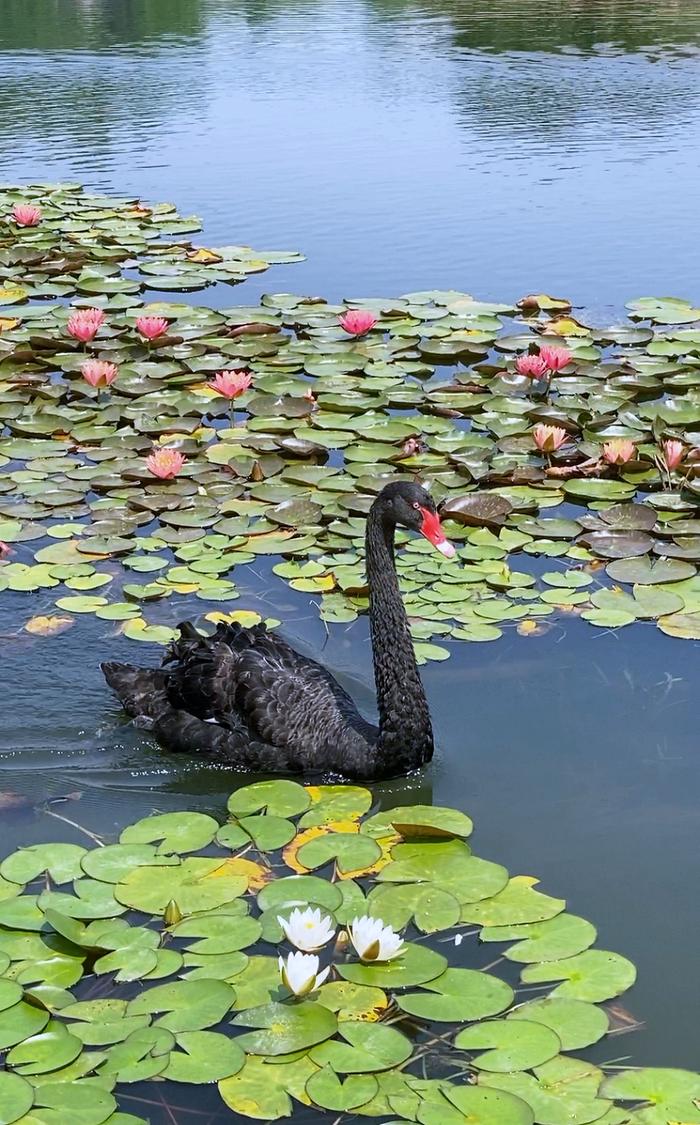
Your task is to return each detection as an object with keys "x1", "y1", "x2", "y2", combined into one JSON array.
[{"x1": 102, "y1": 481, "x2": 455, "y2": 780}]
